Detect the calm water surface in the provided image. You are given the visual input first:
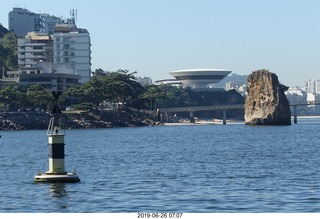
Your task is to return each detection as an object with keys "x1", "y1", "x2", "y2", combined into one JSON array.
[{"x1": 1, "y1": 119, "x2": 320, "y2": 212}]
